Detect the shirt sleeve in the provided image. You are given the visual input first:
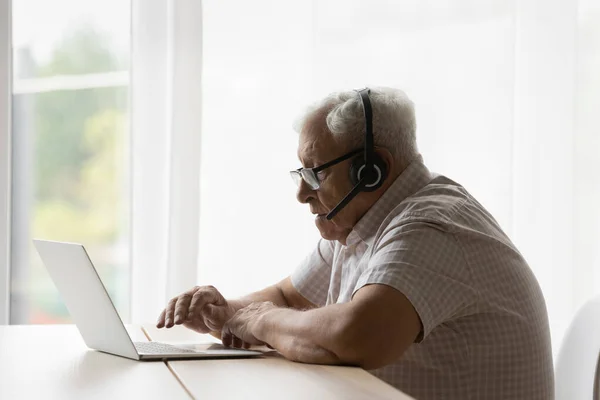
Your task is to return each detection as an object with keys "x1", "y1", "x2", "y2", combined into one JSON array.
[
  {"x1": 353, "y1": 221, "x2": 477, "y2": 341},
  {"x1": 290, "y1": 238, "x2": 335, "y2": 307}
]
